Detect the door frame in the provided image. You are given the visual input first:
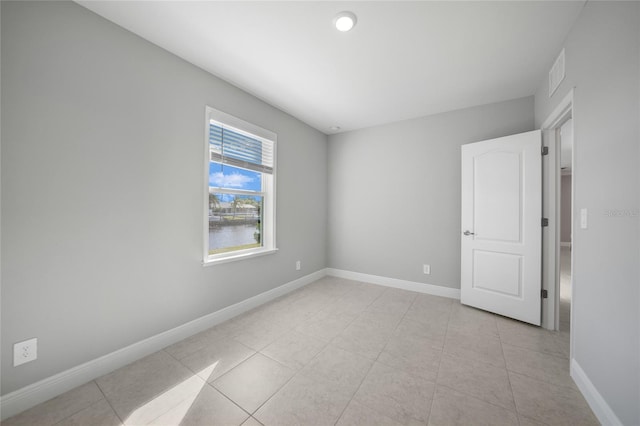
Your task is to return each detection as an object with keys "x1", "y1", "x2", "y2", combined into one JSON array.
[{"x1": 540, "y1": 89, "x2": 575, "y2": 342}]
